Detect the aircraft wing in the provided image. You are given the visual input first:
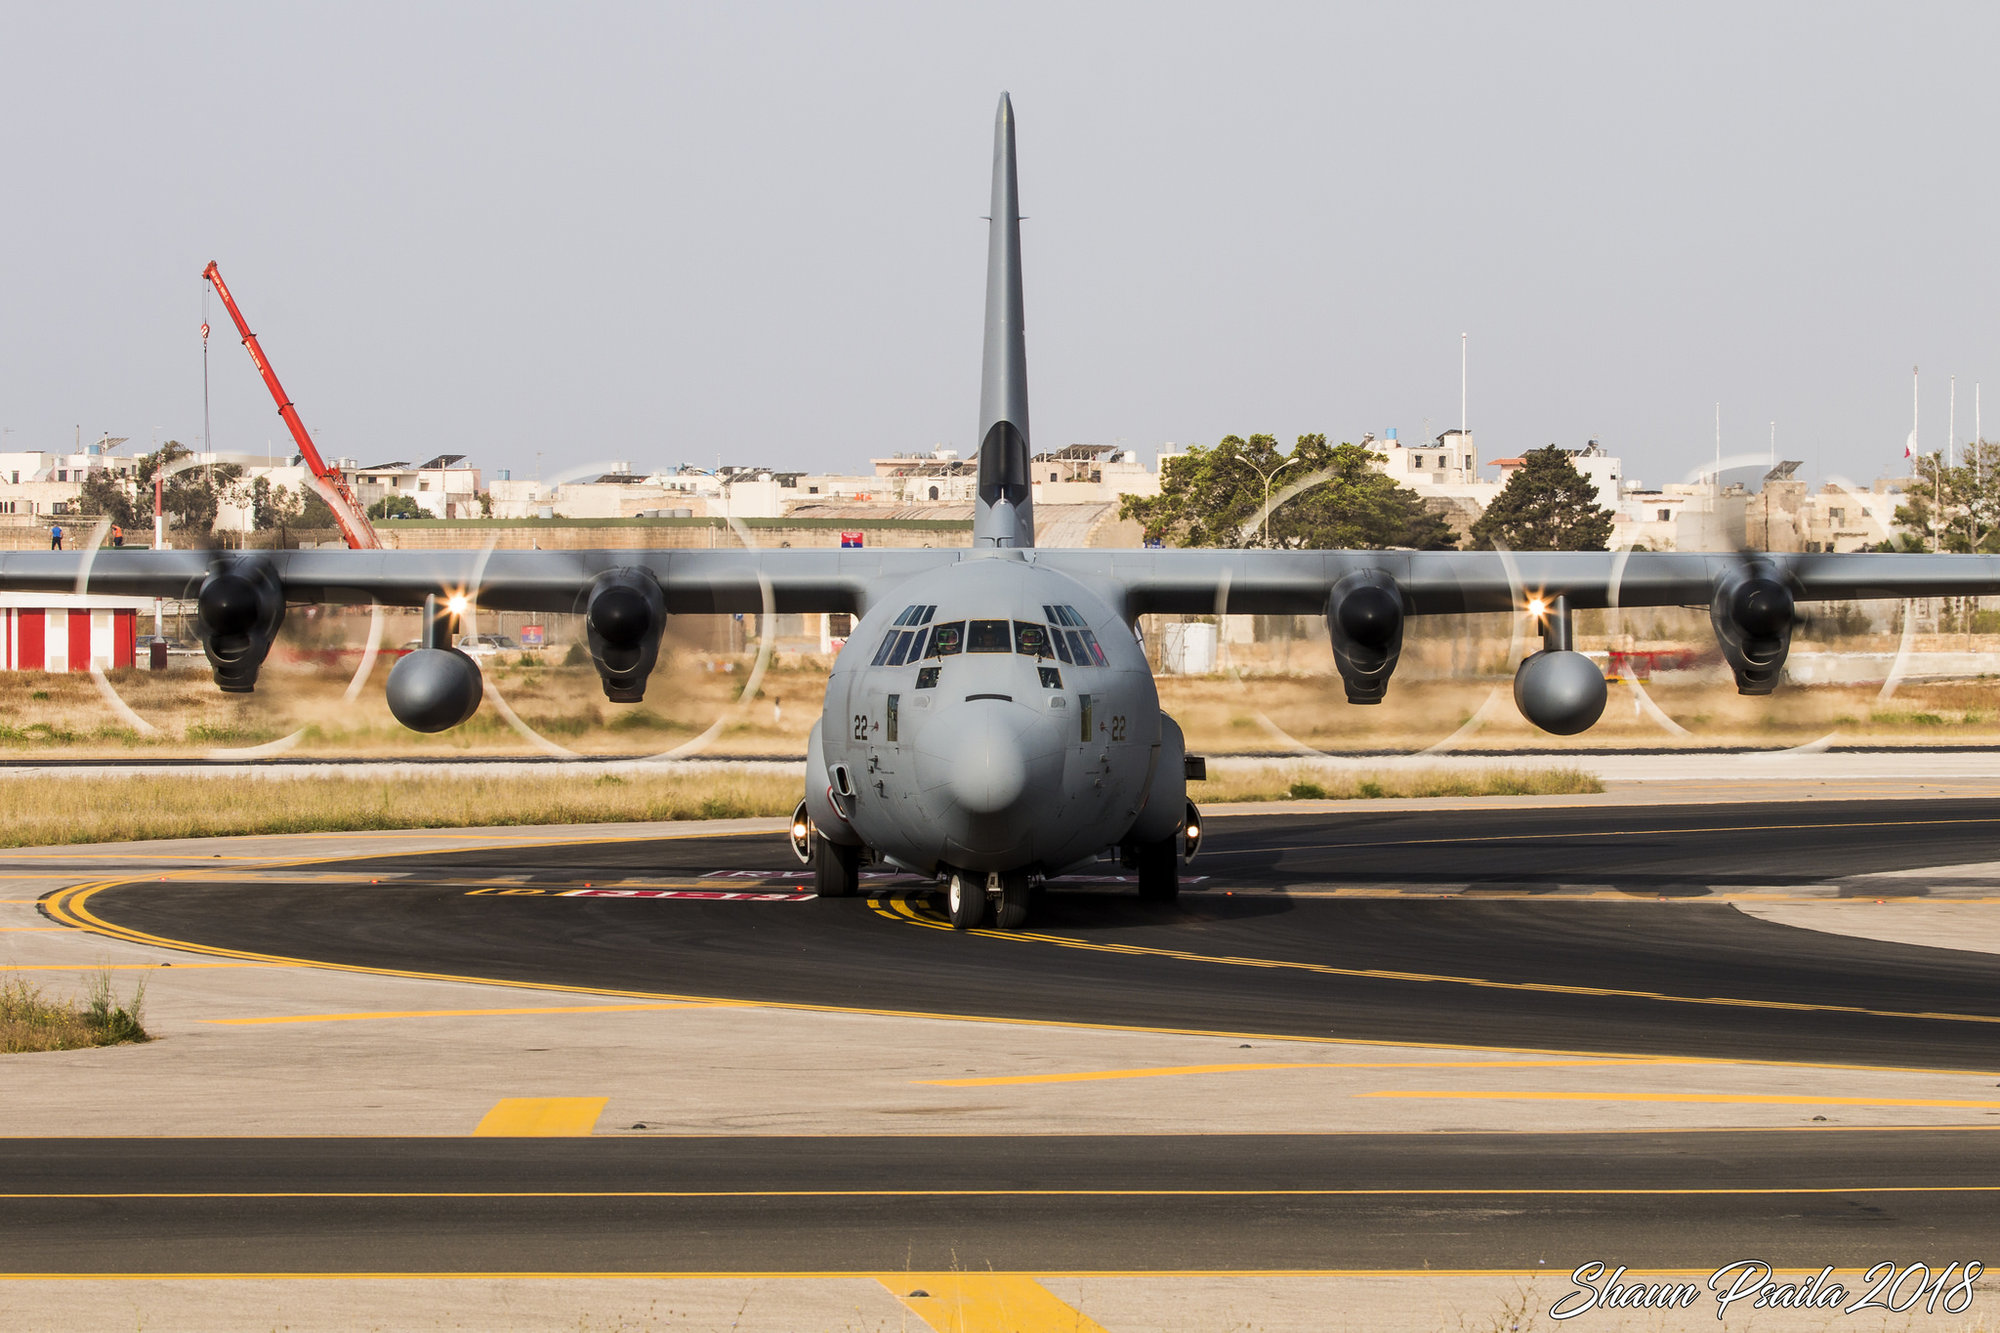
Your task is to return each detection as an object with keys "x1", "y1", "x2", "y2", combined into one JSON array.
[
  {"x1": 1033, "y1": 548, "x2": 2000, "y2": 616},
  {"x1": 0, "y1": 547, "x2": 957, "y2": 616},
  {"x1": 9, "y1": 545, "x2": 2000, "y2": 618}
]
